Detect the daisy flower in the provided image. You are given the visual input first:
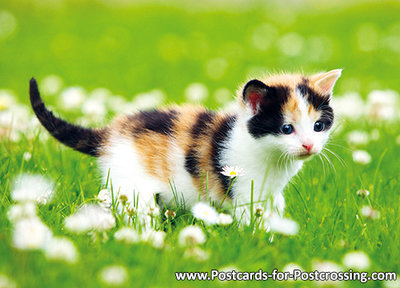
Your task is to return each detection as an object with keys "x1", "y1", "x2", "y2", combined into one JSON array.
[
  {"x1": 13, "y1": 217, "x2": 52, "y2": 250},
  {"x1": 141, "y1": 230, "x2": 166, "y2": 249},
  {"x1": 64, "y1": 204, "x2": 115, "y2": 233},
  {"x1": 356, "y1": 189, "x2": 370, "y2": 198},
  {"x1": 44, "y1": 237, "x2": 79, "y2": 264},
  {"x1": 360, "y1": 206, "x2": 380, "y2": 220},
  {"x1": 178, "y1": 226, "x2": 206, "y2": 247},
  {"x1": 221, "y1": 166, "x2": 245, "y2": 178},
  {"x1": 342, "y1": 251, "x2": 370, "y2": 270},
  {"x1": 192, "y1": 202, "x2": 219, "y2": 225},
  {"x1": 263, "y1": 213, "x2": 299, "y2": 236},
  {"x1": 99, "y1": 265, "x2": 128, "y2": 286},
  {"x1": 97, "y1": 189, "x2": 112, "y2": 210},
  {"x1": 114, "y1": 227, "x2": 140, "y2": 244},
  {"x1": 218, "y1": 213, "x2": 233, "y2": 225},
  {"x1": 164, "y1": 209, "x2": 176, "y2": 219},
  {"x1": 11, "y1": 174, "x2": 54, "y2": 204},
  {"x1": 352, "y1": 150, "x2": 371, "y2": 165},
  {"x1": 7, "y1": 202, "x2": 37, "y2": 222},
  {"x1": 184, "y1": 247, "x2": 210, "y2": 261}
]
